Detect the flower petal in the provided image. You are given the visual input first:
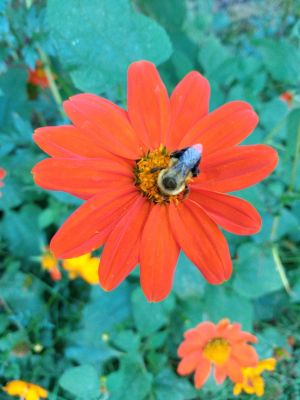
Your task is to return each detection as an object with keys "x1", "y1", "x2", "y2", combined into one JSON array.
[
  {"x1": 225, "y1": 358, "x2": 243, "y2": 383},
  {"x1": 64, "y1": 94, "x2": 144, "y2": 159},
  {"x1": 177, "y1": 351, "x2": 204, "y2": 375},
  {"x1": 179, "y1": 101, "x2": 258, "y2": 155},
  {"x1": 231, "y1": 344, "x2": 258, "y2": 367},
  {"x1": 214, "y1": 365, "x2": 227, "y2": 385},
  {"x1": 140, "y1": 205, "x2": 180, "y2": 302},
  {"x1": 33, "y1": 126, "x2": 112, "y2": 158},
  {"x1": 194, "y1": 145, "x2": 278, "y2": 192},
  {"x1": 169, "y1": 200, "x2": 232, "y2": 284},
  {"x1": 99, "y1": 196, "x2": 150, "y2": 291},
  {"x1": 169, "y1": 71, "x2": 210, "y2": 149},
  {"x1": 190, "y1": 189, "x2": 262, "y2": 235},
  {"x1": 50, "y1": 187, "x2": 138, "y2": 258},
  {"x1": 127, "y1": 61, "x2": 170, "y2": 149},
  {"x1": 194, "y1": 357, "x2": 211, "y2": 389},
  {"x1": 32, "y1": 157, "x2": 133, "y2": 198}
]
